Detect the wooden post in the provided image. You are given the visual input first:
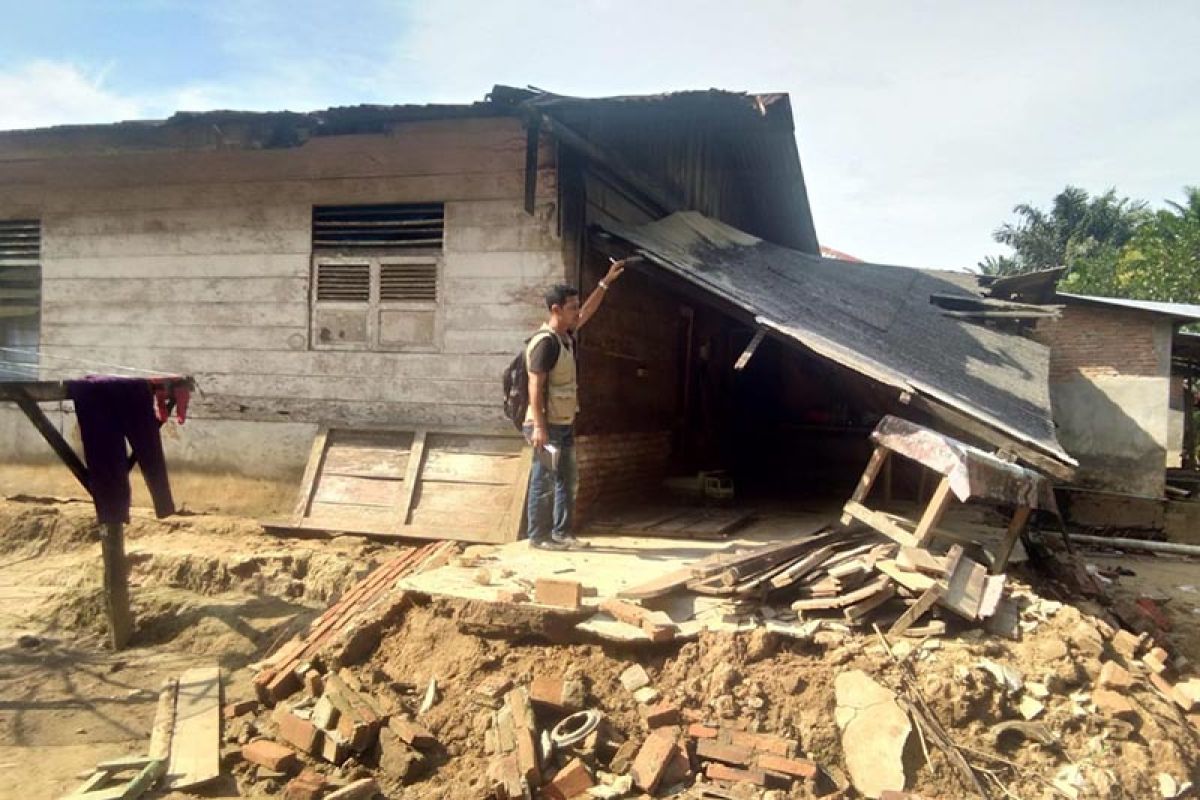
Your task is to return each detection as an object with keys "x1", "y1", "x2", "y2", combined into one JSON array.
[
  {"x1": 993, "y1": 505, "x2": 1032, "y2": 574},
  {"x1": 101, "y1": 521, "x2": 134, "y2": 650},
  {"x1": 912, "y1": 475, "x2": 954, "y2": 546},
  {"x1": 841, "y1": 446, "x2": 889, "y2": 525}
]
